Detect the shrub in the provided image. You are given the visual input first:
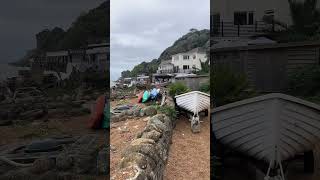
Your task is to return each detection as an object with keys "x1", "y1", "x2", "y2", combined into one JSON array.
[
  {"x1": 199, "y1": 81, "x2": 210, "y2": 93},
  {"x1": 156, "y1": 105, "x2": 177, "y2": 119},
  {"x1": 211, "y1": 65, "x2": 256, "y2": 106},
  {"x1": 168, "y1": 82, "x2": 190, "y2": 97},
  {"x1": 287, "y1": 65, "x2": 320, "y2": 97}
]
